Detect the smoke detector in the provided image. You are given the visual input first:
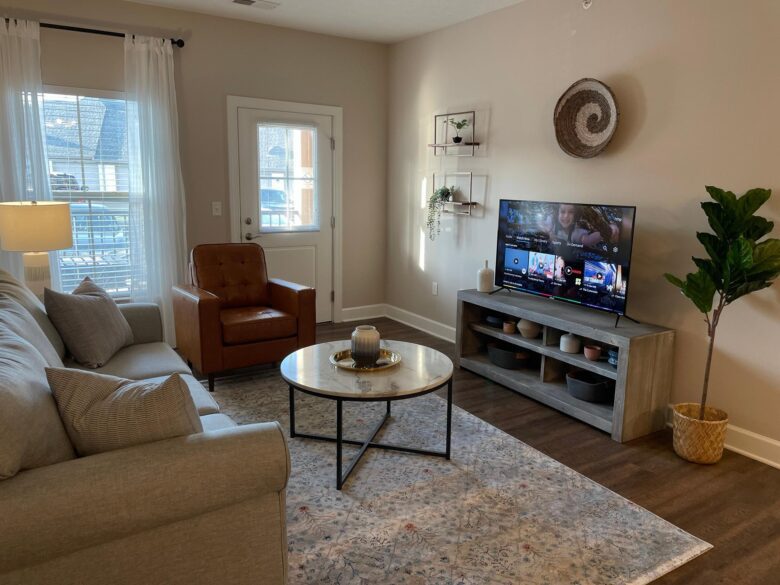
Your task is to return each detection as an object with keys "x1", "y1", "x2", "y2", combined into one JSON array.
[{"x1": 232, "y1": 0, "x2": 280, "y2": 8}]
